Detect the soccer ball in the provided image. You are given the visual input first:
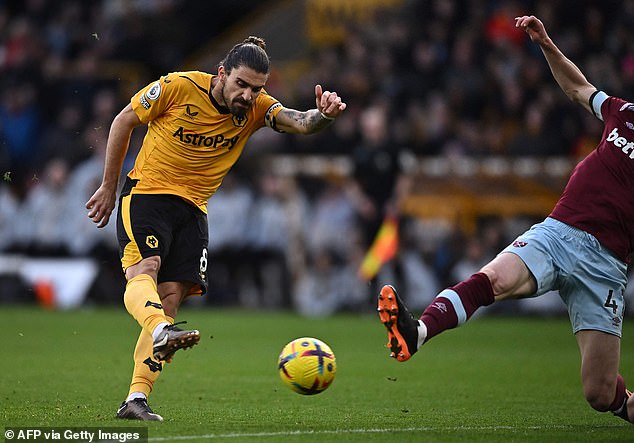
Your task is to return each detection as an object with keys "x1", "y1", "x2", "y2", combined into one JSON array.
[{"x1": 277, "y1": 337, "x2": 336, "y2": 395}]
